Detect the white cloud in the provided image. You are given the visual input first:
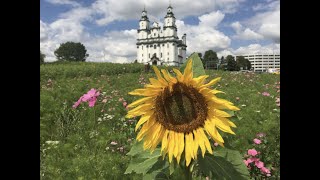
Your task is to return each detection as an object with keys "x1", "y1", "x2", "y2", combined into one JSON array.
[
  {"x1": 233, "y1": 43, "x2": 280, "y2": 55},
  {"x1": 246, "y1": 0, "x2": 280, "y2": 42},
  {"x1": 198, "y1": 11, "x2": 225, "y2": 27},
  {"x1": 231, "y1": 21, "x2": 263, "y2": 40},
  {"x1": 45, "y1": 0, "x2": 80, "y2": 7},
  {"x1": 90, "y1": 0, "x2": 243, "y2": 26},
  {"x1": 176, "y1": 11, "x2": 231, "y2": 56}
]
